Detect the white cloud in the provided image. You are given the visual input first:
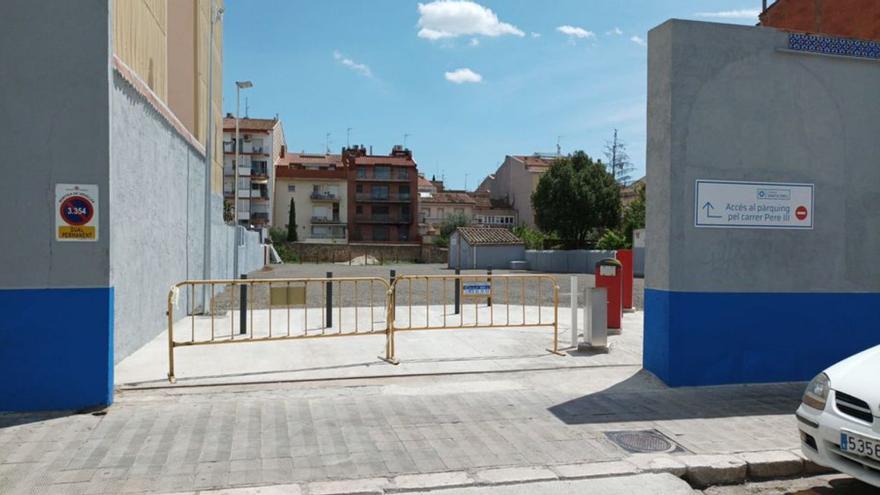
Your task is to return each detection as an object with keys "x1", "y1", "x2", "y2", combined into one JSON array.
[
  {"x1": 469, "y1": 37, "x2": 480, "y2": 46},
  {"x1": 694, "y1": 9, "x2": 760, "y2": 20},
  {"x1": 417, "y1": 0, "x2": 524, "y2": 40},
  {"x1": 444, "y1": 68, "x2": 483, "y2": 84},
  {"x1": 607, "y1": 27, "x2": 623, "y2": 36},
  {"x1": 333, "y1": 50, "x2": 373, "y2": 78},
  {"x1": 556, "y1": 25, "x2": 595, "y2": 39},
  {"x1": 630, "y1": 35, "x2": 646, "y2": 47},
  {"x1": 530, "y1": 32, "x2": 541, "y2": 38}
]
